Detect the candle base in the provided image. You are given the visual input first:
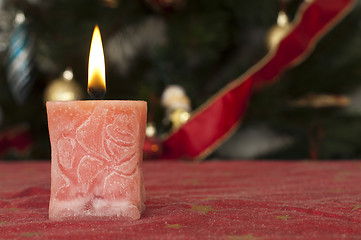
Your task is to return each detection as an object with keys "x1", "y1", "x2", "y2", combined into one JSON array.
[{"x1": 49, "y1": 198, "x2": 145, "y2": 221}]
